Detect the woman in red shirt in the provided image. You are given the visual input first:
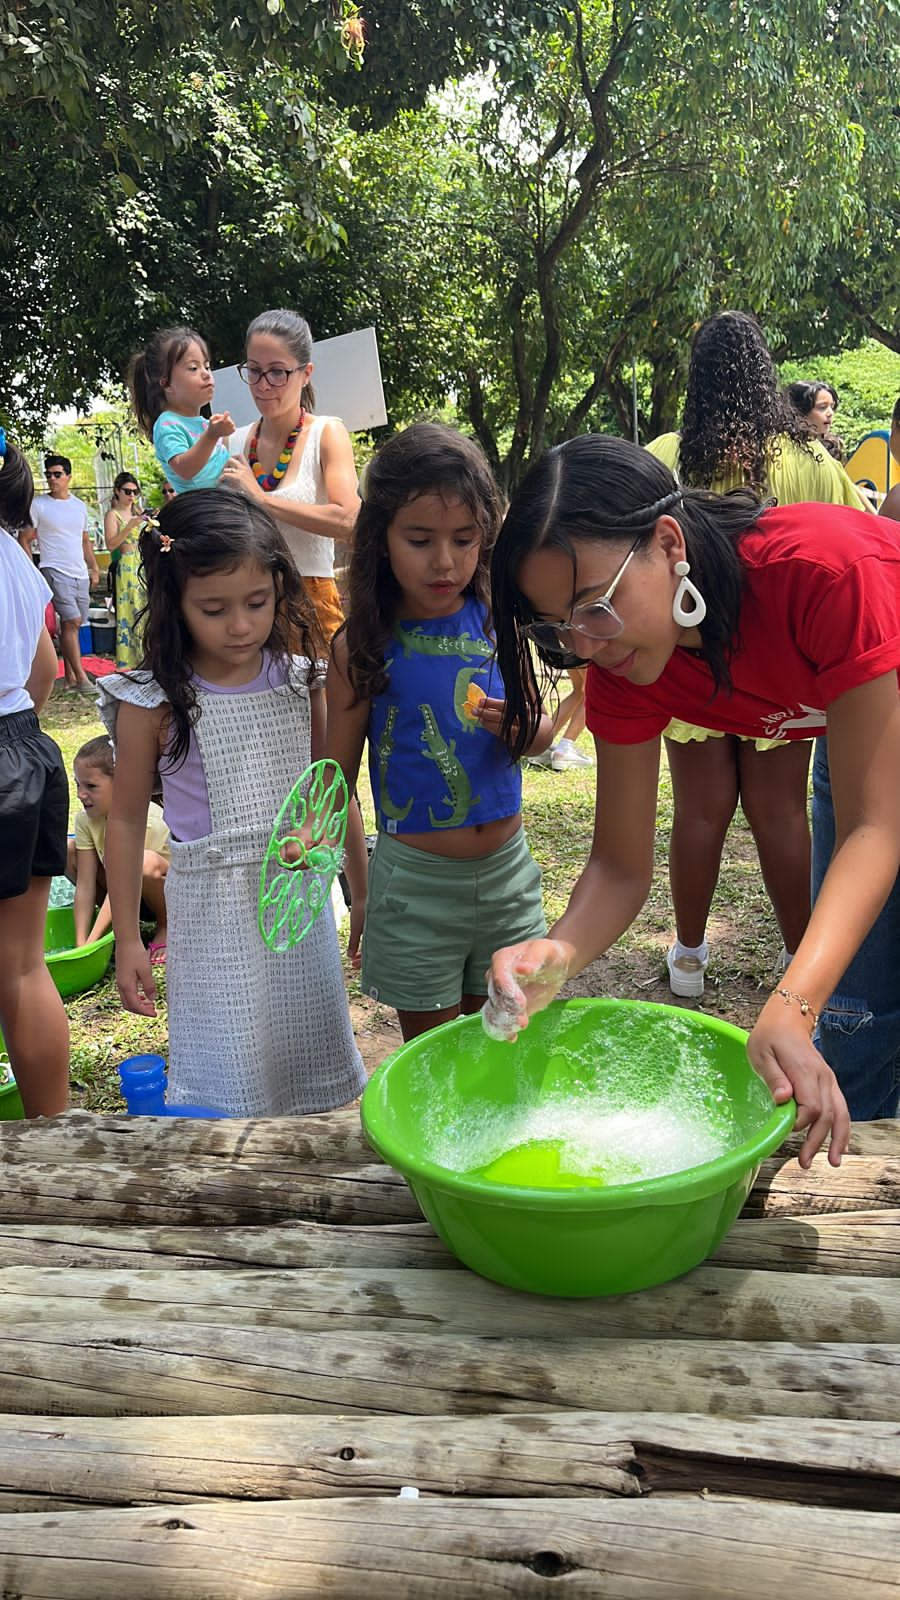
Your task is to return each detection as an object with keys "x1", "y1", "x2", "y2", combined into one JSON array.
[{"x1": 489, "y1": 434, "x2": 900, "y2": 1168}]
